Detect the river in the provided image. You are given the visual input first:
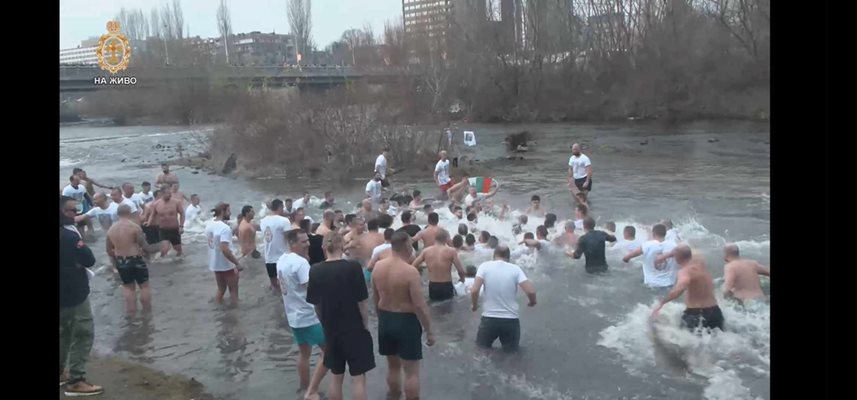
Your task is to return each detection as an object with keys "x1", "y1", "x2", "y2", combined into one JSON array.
[{"x1": 60, "y1": 120, "x2": 770, "y2": 400}]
